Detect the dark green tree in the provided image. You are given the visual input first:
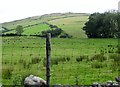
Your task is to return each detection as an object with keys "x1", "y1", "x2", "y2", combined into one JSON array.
[
  {"x1": 16, "y1": 25, "x2": 23, "y2": 36},
  {"x1": 83, "y1": 12, "x2": 119, "y2": 38}
]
